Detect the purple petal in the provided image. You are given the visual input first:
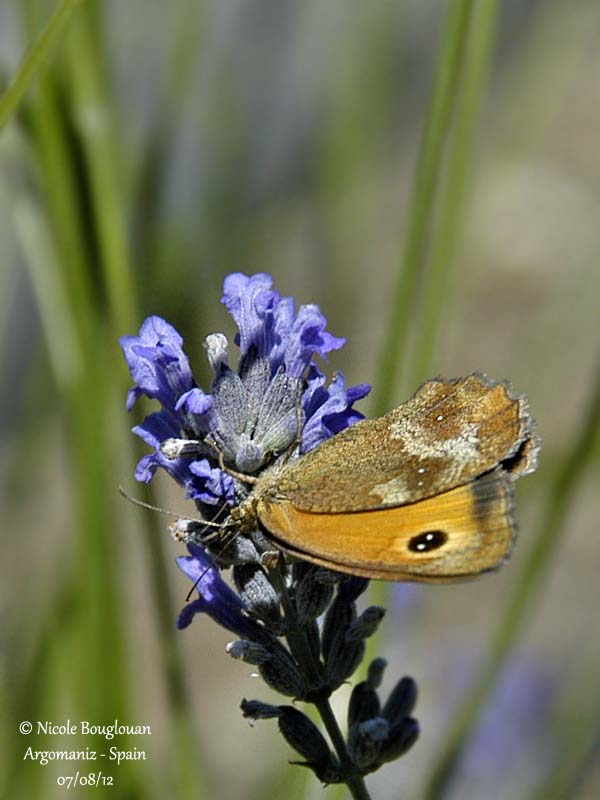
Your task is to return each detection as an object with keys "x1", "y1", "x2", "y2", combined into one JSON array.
[
  {"x1": 283, "y1": 304, "x2": 345, "y2": 378},
  {"x1": 176, "y1": 387, "x2": 214, "y2": 416},
  {"x1": 188, "y1": 459, "x2": 235, "y2": 505},
  {"x1": 120, "y1": 316, "x2": 193, "y2": 410},
  {"x1": 176, "y1": 544, "x2": 259, "y2": 637},
  {"x1": 301, "y1": 368, "x2": 370, "y2": 452},
  {"x1": 221, "y1": 273, "x2": 279, "y2": 358}
]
